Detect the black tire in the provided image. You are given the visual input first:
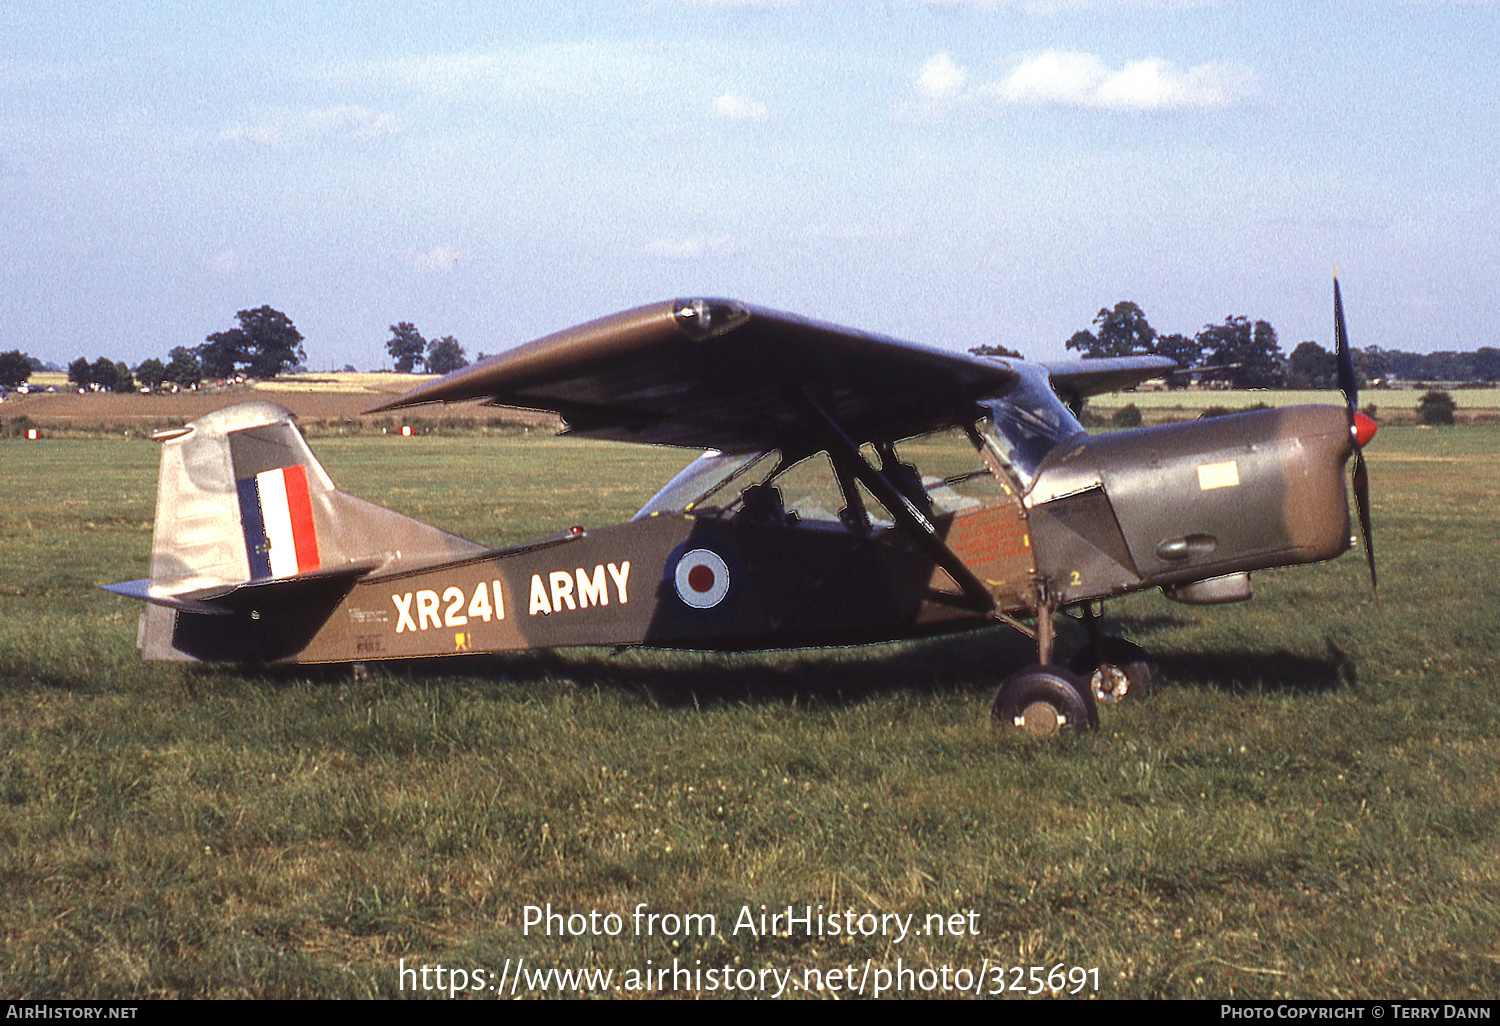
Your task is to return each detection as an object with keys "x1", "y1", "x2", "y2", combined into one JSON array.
[
  {"x1": 1069, "y1": 638, "x2": 1158, "y2": 704},
  {"x1": 992, "y1": 664, "x2": 1097, "y2": 738}
]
